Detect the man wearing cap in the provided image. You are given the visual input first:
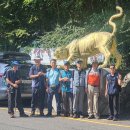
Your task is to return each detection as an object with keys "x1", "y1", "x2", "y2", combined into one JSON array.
[
  {"x1": 6, "y1": 61, "x2": 28, "y2": 118},
  {"x1": 29, "y1": 56, "x2": 46, "y2": 116},
  {"x1": 46, "y1": 59, "x2": 61, "y2": 116},
  {"x1": 59, "y1": 61, "x2": 73, "y2": 117},
  {"x1": 85, "y1": 59, "x2": 101, "y2": 119},
  {"x1": 73, "y1": 60, "x2": 86, "y2": 118}
]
